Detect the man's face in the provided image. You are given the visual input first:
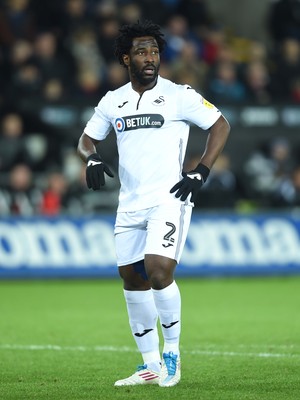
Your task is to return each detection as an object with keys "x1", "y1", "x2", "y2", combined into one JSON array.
[{"x1": 126, "y1": 36, "x2": 160, "y2": 86}]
